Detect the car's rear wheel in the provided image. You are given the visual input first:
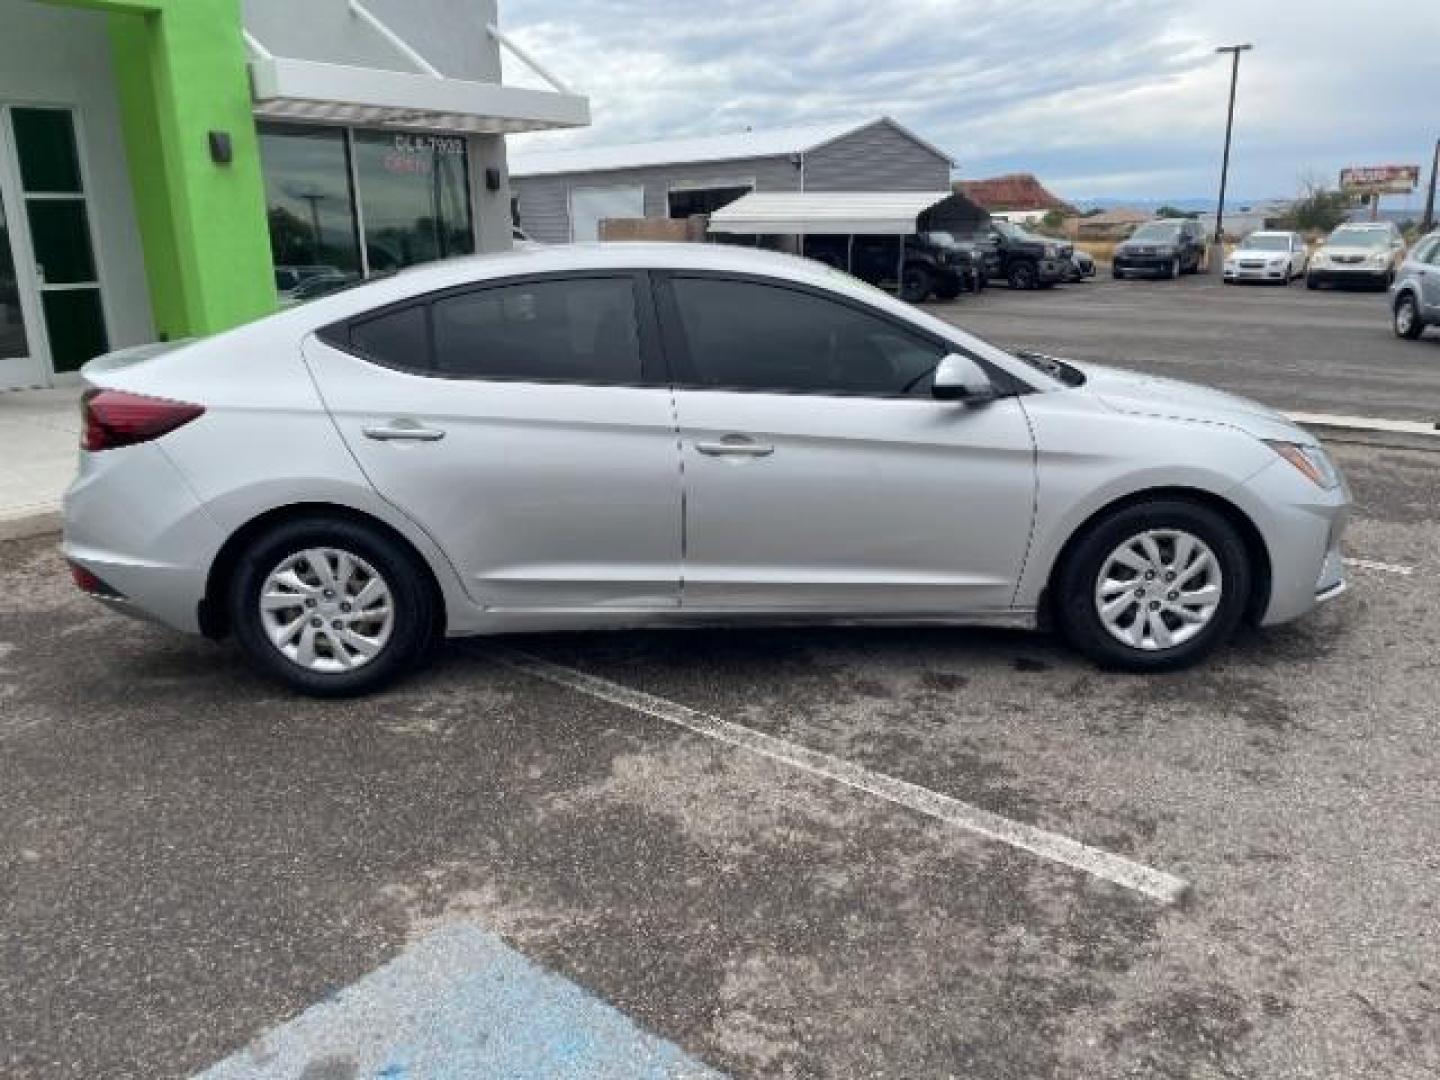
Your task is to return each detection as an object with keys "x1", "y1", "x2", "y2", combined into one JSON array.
[
  {"x1": 1394, "y1": 293, "x2": 1424, "y2": 339},
  {"x1": 229, "y1": 517, "x2": 437, "y2": 696},
  {"x1": 1053, "y1": 500, "x2": 1251, "y2": 672},
  {"x1": 1008, "y1": 261, "x2": 1038, "y2": 290}
]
